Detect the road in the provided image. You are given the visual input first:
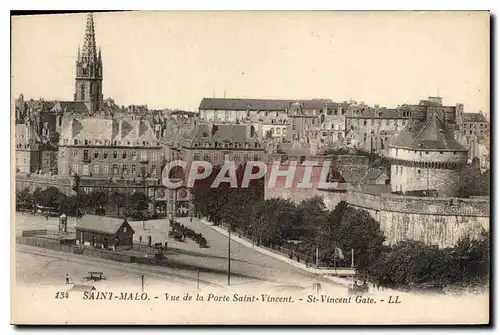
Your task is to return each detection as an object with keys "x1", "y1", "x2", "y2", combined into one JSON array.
[{"x1": 15, "y1": 213, "x2": 344, "y2": 293}]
